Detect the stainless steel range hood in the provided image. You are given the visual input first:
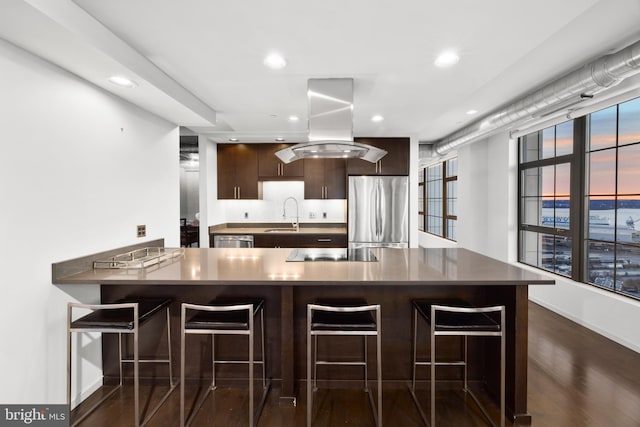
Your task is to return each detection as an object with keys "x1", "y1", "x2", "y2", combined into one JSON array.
[{"x1": 275, "y1": 78, "x2": 387, "y2": 163}]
